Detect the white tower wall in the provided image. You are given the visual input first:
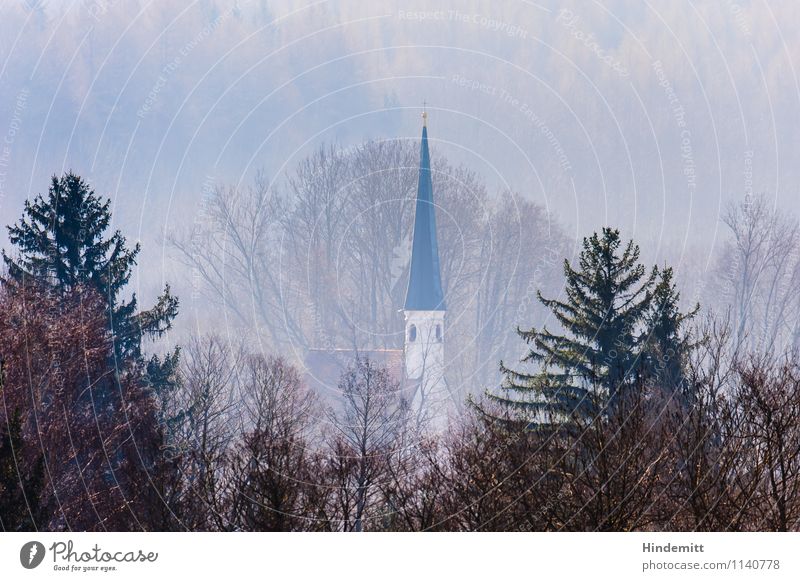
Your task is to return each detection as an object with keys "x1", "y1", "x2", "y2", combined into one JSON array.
[{"x1": 404, "y1": 310, "x2": 448, "y2": 428}]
